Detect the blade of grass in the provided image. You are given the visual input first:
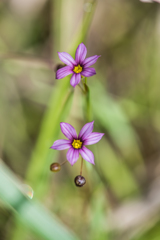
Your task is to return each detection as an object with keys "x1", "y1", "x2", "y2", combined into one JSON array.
[
  {"x1": 0, "y1": 160, "x2": 79, "y2": 240},
  {"x1": 25, "y1": 79, "x2": 73, "y2": 195},
  {"x1": 91, "y1": 81, "x2": 145, "y2": 169}
]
